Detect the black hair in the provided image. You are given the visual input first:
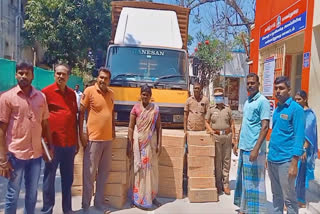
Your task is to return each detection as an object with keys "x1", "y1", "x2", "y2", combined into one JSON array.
[
  {"x1": 296, "y1": 89, "x2": 309, "y2": 107},
  {"x1": 274, "y1": 76, "x2": 290, "y2": 88},
  {"x1": 98, "y1": 67, "x2": 111, "y2": 79},
  {"x1": 193, "y1": 80, "x2": 203, "y2": 89},
  {"x1": 194, "y1": 80, "x2": 201, "y2": 85},
  {"x1": 247, "y1": 73, "x2": 259, "y2": 82},
  {"x1": 16, "y1": 61, "x2": 33, "y2": 73},
  {"x1": 55, "y1": 63, "x2": 71, "y2": 75},
  {"x1": 141, "y1": 84, "x2": 152, "y2": 96}
]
